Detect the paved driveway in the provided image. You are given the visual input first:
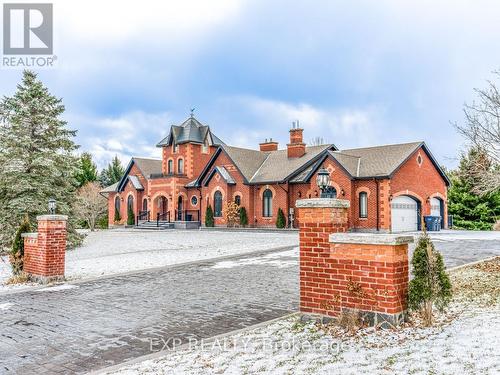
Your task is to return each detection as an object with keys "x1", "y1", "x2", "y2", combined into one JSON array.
[
  {"x1": 0, "y1": 248, "x2": 298, "y2": 374},
  {"x1": 0, "y1": 231, "x2": 498, "y2": 374}
]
